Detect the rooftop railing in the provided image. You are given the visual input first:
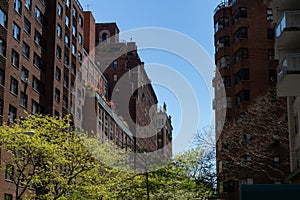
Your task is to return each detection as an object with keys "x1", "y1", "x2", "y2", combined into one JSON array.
[
  {"x1": 214, "y1": 1, "x2": 231, "y2": 14},
  {"x1": 276, "y1": 10, "x2": 300, "y2": 37}
]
